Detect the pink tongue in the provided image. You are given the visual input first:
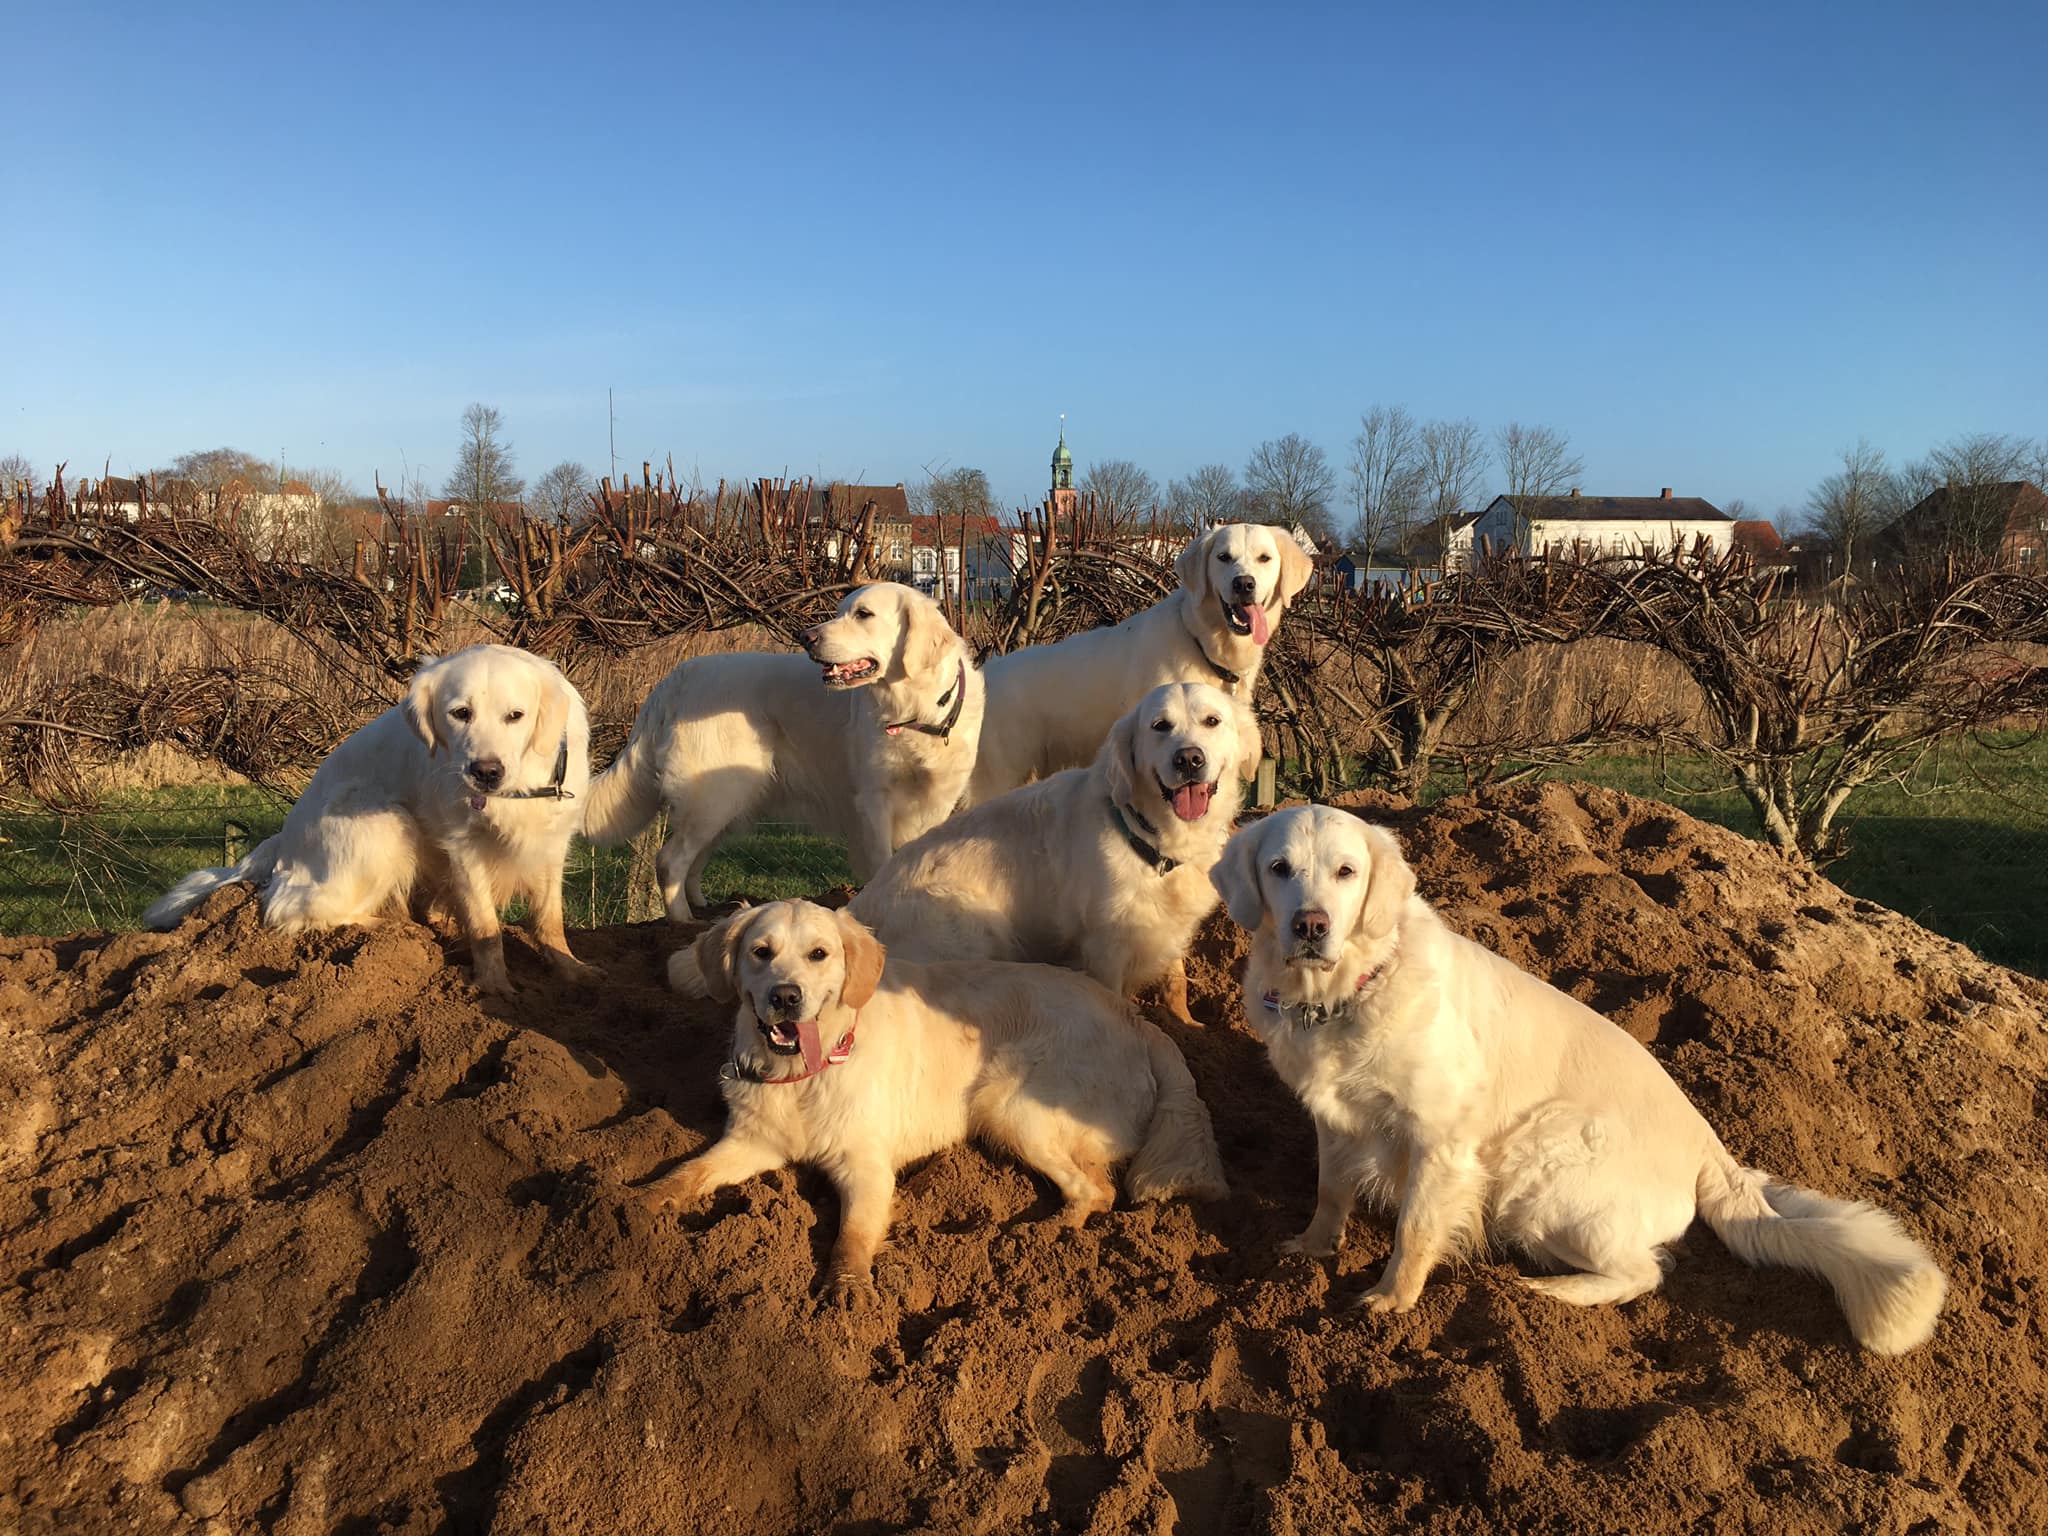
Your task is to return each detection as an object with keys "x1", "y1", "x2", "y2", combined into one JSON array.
[
  {"x1": 1247, "y1": 603, "x2": 1270, "y2": 646},
  {"x1": 797, "y1": 1020, "x2": 824, "y2": 1074},
  {"x1": 1172, "y1": 781, "x2": 1213, "y2": 821}
]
